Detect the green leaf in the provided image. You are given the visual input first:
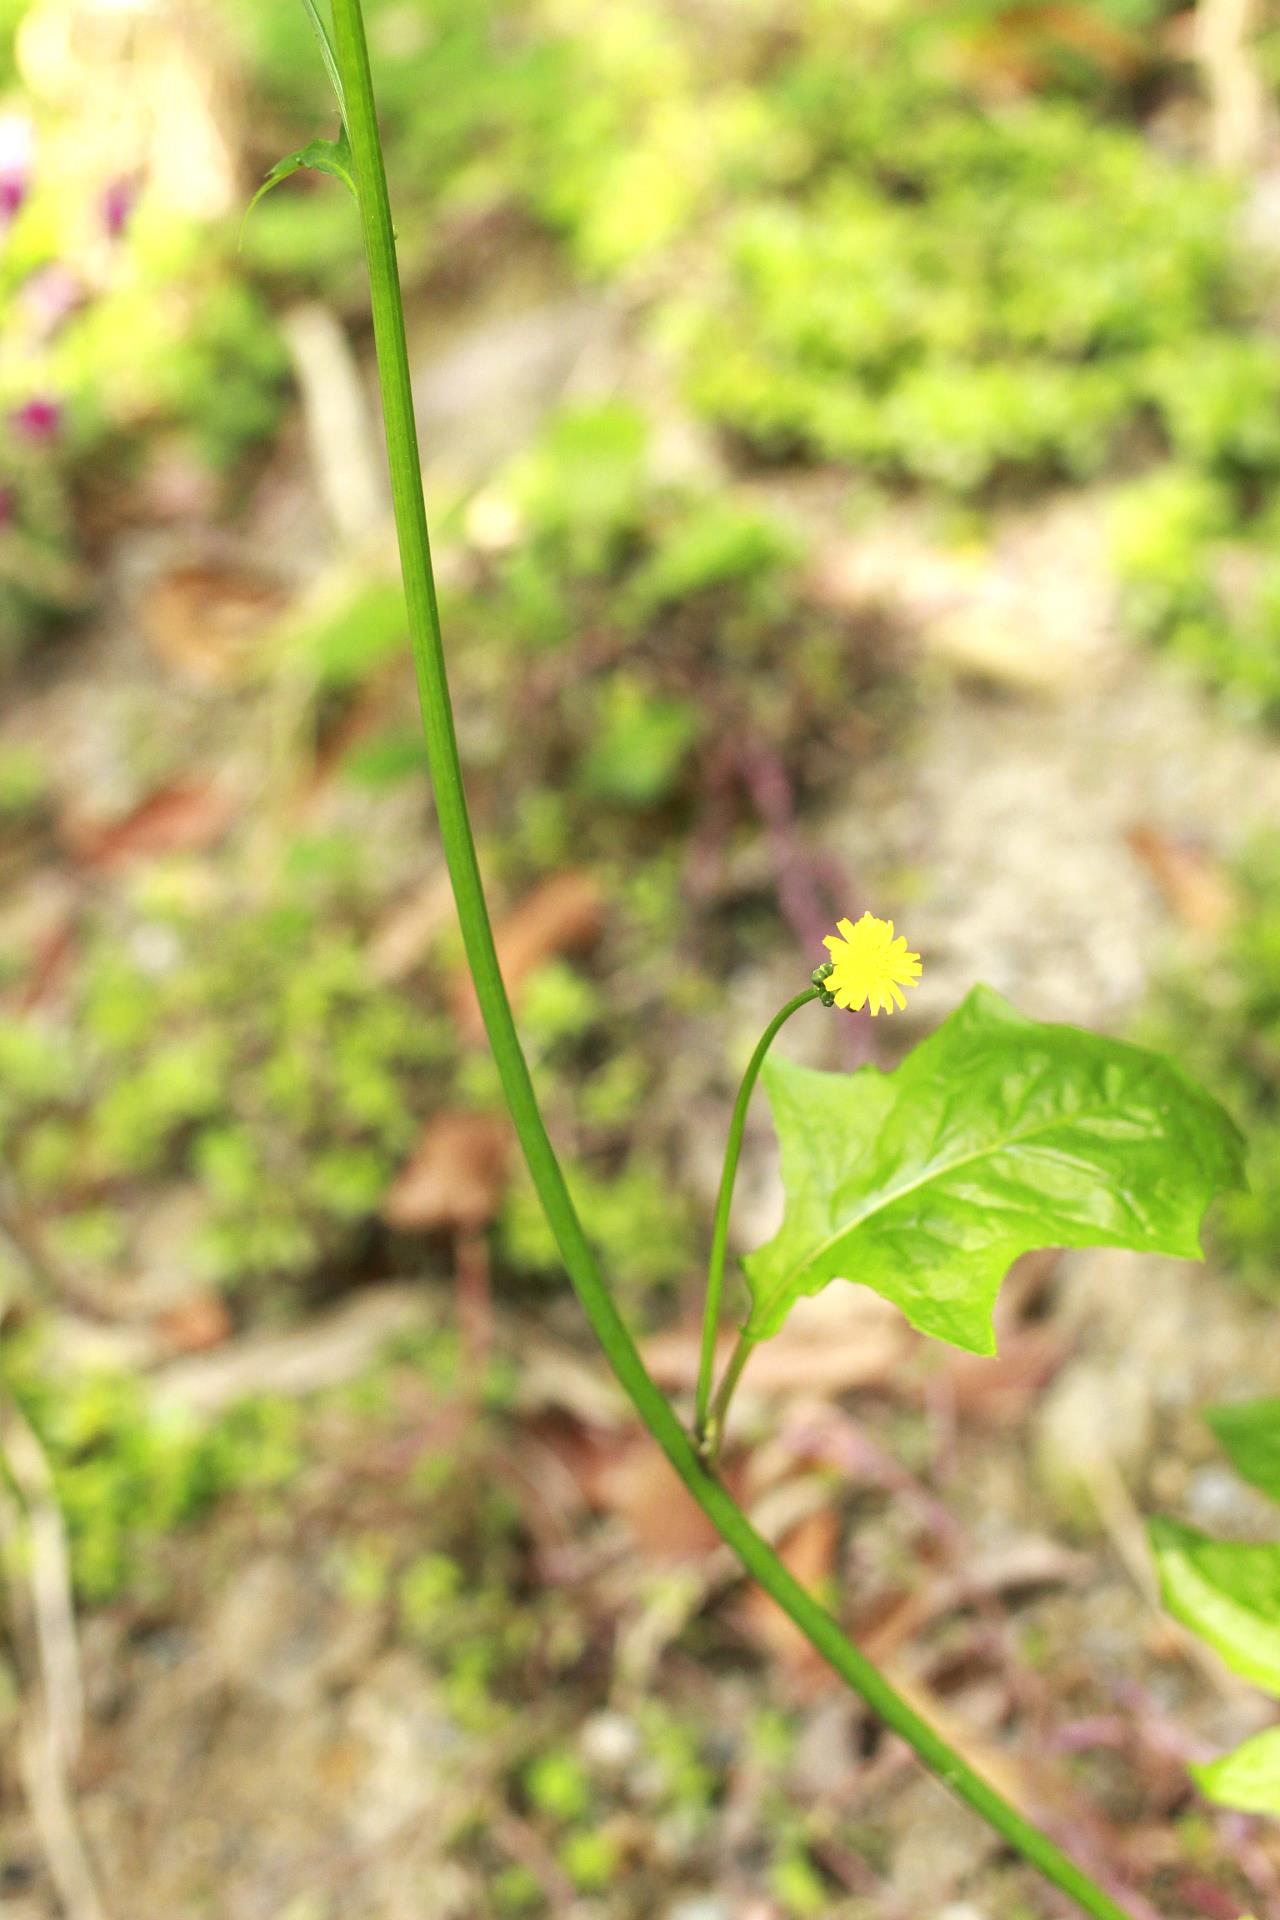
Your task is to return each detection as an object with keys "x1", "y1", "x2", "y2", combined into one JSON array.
[
  {"x1": 1206, "y1": 1397, "x2": 1280, "y2": 1504},
  {"x1": 1150, "y1": 1517, "x2": 1280, "y2": 1693},
  {"x1": 298, "y1": 0, "x2": 346, "y2": 121},
  {"x1": 1193, "y1": 1725, "x2": 1280, "y2": 1815},
  {"x1": 245, "y1": 129, "x2": 356, "y2": 231},
  {"x1": 743, "y1": 985, "x2": 1244, "y2": 1353}
]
